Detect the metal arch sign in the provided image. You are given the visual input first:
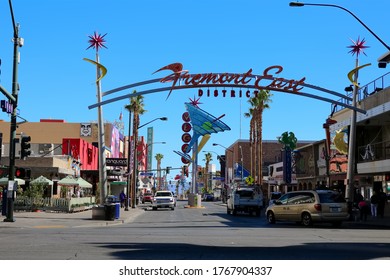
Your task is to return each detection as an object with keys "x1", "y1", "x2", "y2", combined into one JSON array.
[{"x1": 88, "y1": 62, "x2": 366, "y2": 114}]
